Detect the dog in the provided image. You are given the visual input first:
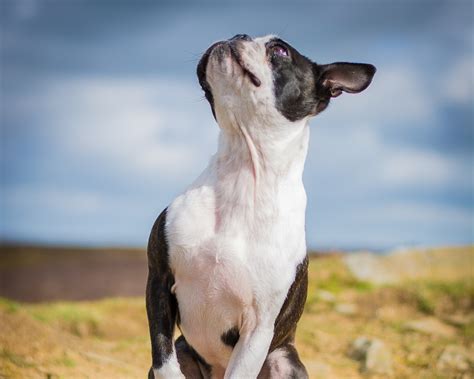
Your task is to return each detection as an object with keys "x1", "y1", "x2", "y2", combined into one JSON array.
[{"x1": 146, "y1": 34, "x2": 375, "y2": 379}]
